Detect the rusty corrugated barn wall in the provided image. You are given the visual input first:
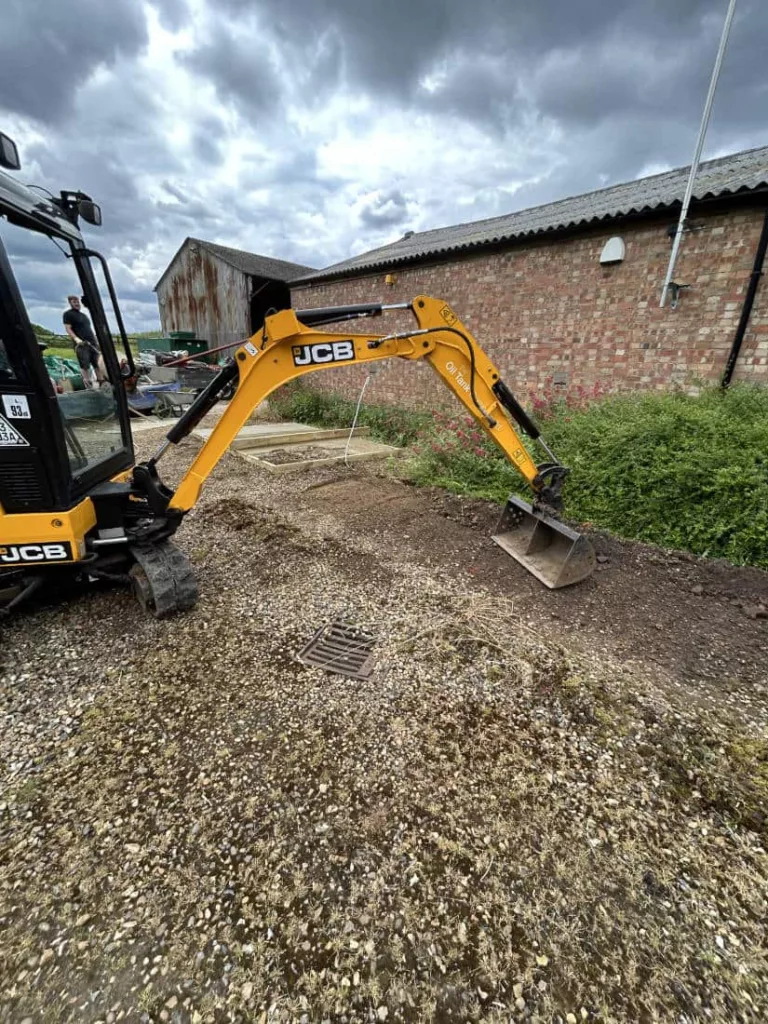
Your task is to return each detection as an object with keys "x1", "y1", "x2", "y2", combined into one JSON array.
[{"x1": 157, "y1": 241, "x2": 250, "y2": 348}]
